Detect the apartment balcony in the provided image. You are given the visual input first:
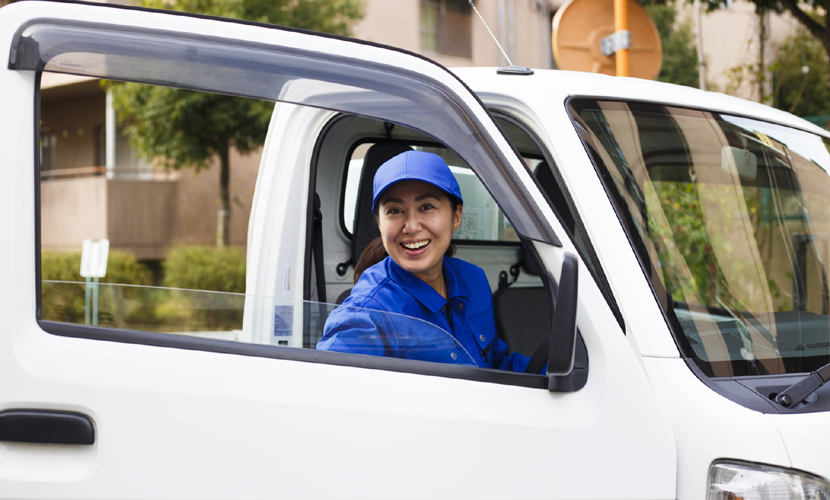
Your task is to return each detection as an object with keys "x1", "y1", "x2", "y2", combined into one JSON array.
[{"x1": 41, "y1": 166, "x2": 180, "y2": 260}]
